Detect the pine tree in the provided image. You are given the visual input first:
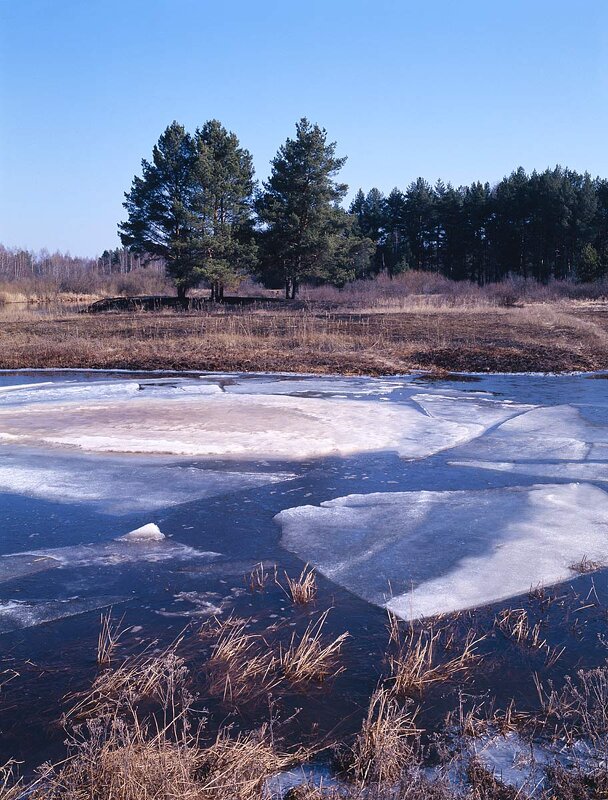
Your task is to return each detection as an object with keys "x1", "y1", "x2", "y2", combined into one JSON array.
[
  {"x1": 192, "y1": 120, "x2": 256, "y2": 299},
  {"x1": 256, "y1": 118, "x2": 351, "y2": 298},
  {"x1": 119, "y1": 122, "x2": 199, "y2": 300},
  {"x1": 119, "y1": 120, "x2": 256, "y2": 300}
]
